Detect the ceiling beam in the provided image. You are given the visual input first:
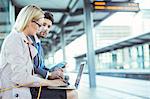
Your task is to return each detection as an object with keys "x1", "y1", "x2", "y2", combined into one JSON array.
[
  {"x1": 53, "y1": 0, "x2": 80, "y2": 51},
  {"x1": 64, "y1": 21, "x2": 81, "y2": 27},
  {"x1": 64, "y1": 30, "x2": 72, "y2": 33},
  {"x1": 0, "y1": 22, "x2": 10, "y2": 25},
  {"x1": 55, "y1": 11, "x2": 114, "y2": 51},
  {"x1": 70, "y1": 8, "x2": 83, "y2": 16},
  {"x1": 43, "y1": 8, "x2": 69, "y2": 13},
  {"x1": 71, "y1": 30, "x2": 84, "y2": 37},
  {"x1": 59, "y1": 0, "x2": 80, "y2": 26},
  {"x1": 0, "y1": 7, "x2": 8, "y2": 12}
]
